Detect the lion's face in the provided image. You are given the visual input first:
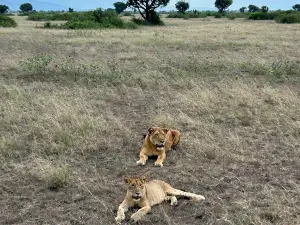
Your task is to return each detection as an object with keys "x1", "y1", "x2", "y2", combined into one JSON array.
[
  {"x1": 148, "y1": 127, "x2": 169, "y2": 151},
  {"x1": 124, "y1": 177, "x2": 146, "y2": 201}
]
